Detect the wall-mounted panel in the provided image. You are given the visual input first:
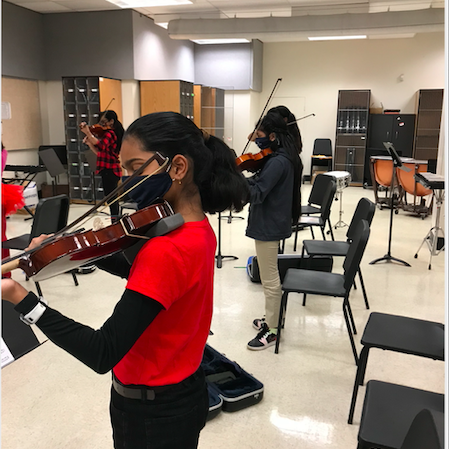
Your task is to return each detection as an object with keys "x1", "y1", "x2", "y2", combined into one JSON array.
[
  {"x1": 1, "y1": 77, "x2": 43, "y2": 150},
  {"x1": 1, "y1": 2, "x2": 45, "y2": 80},
  {"x1": 43, "y1": 10, "x2": 134, "y2": 80}
]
